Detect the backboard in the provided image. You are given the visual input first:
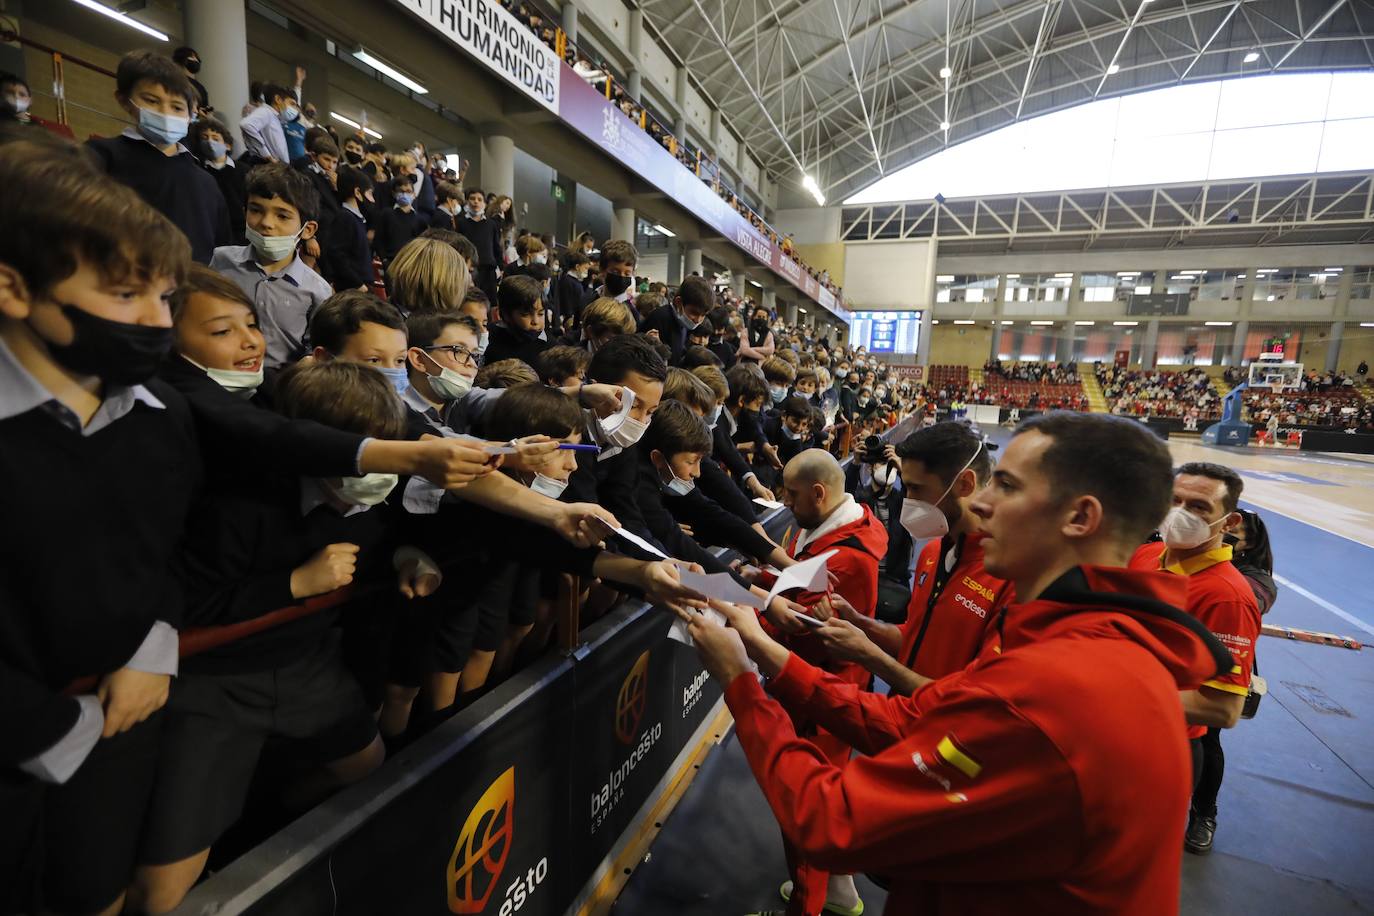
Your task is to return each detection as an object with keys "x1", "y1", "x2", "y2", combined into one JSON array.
[{"x1": 1247, "y1": 361, "x2": 1304, "y2": 392}]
